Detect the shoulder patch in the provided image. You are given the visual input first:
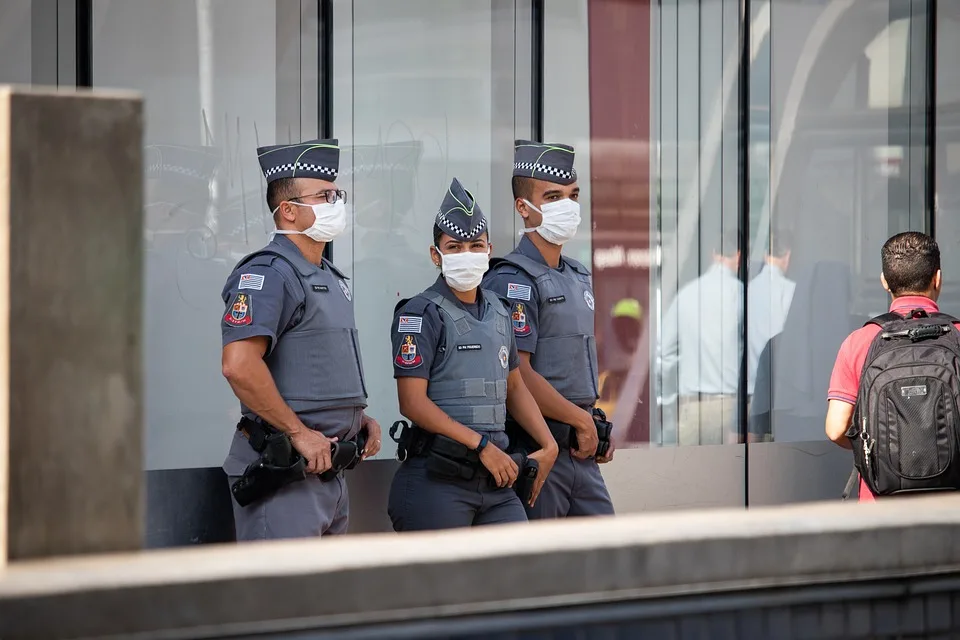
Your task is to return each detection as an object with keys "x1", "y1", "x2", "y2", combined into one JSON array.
[
  {"x1": 506, "y1": 282, "x2": 532, "y2": 301},
  {"x1": 397, "y1": 315, "x2": 423, "y2": 334},
  {"x1": 511, "y1": 302, "x2": 532, "y2": 336},
  {"x1": 238, "y1": 273, "x2": 265, "y2": 291},
  {"x1": 395, "y1": 334, "x2": 423, "y2": 369},
  {"x1": 224, "y1": 292, "x2": 253, "y2": 326}
]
